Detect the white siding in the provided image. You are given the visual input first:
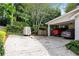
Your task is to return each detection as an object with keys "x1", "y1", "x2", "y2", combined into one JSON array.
[{"x1": 75, "y1": 15, "x2": 79, "y2": 40}]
